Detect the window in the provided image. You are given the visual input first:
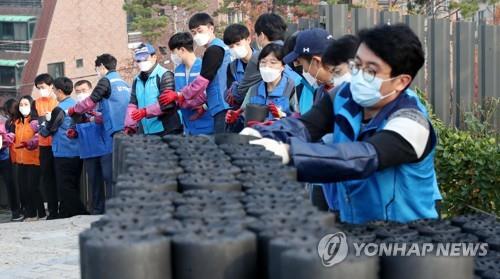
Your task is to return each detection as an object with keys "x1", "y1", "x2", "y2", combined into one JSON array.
[
  {"x1": 13, "y1": 22, "x2": 28, "y2": 41},
  {"x1": 76, "y1": 58, "x2": 84, "y2": 68},
  {"x1": 29, "y1": 22, "x2": 35, "y2": 39},
  {"x1": 48, "y1": 62, "x2": 64, "y2": 78},
  {"x1": 0, "y1": 66, "x2": 16, "y2": 87},
  {"x1": 0, "y1": 22, "x2": 14, "y2": 40}
]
